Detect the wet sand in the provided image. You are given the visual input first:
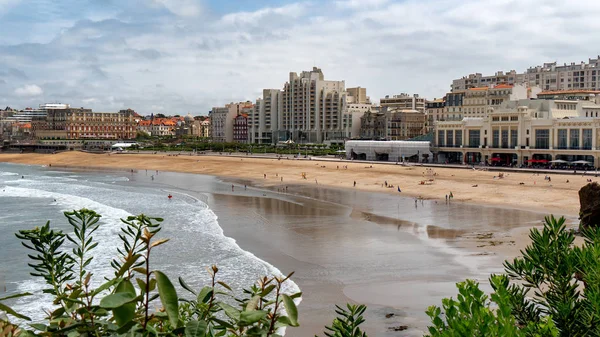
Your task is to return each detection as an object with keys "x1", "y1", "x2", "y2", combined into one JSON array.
[
  {"x1": 129, "y1": 170, "x2": 573, "y2": 337},
  {"x1": 0, "y1": 151, "x2": 588, "y2": 215}
]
